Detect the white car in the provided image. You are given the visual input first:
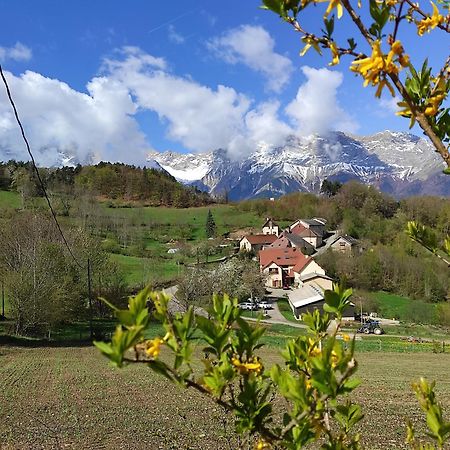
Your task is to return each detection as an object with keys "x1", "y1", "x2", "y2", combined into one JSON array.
[
  {"x1": 257, "y1": 301, "x2": 273, "y2": 310},
  {"x1": 238, "y1": 302, "x2": 257, "y2": 310}
]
